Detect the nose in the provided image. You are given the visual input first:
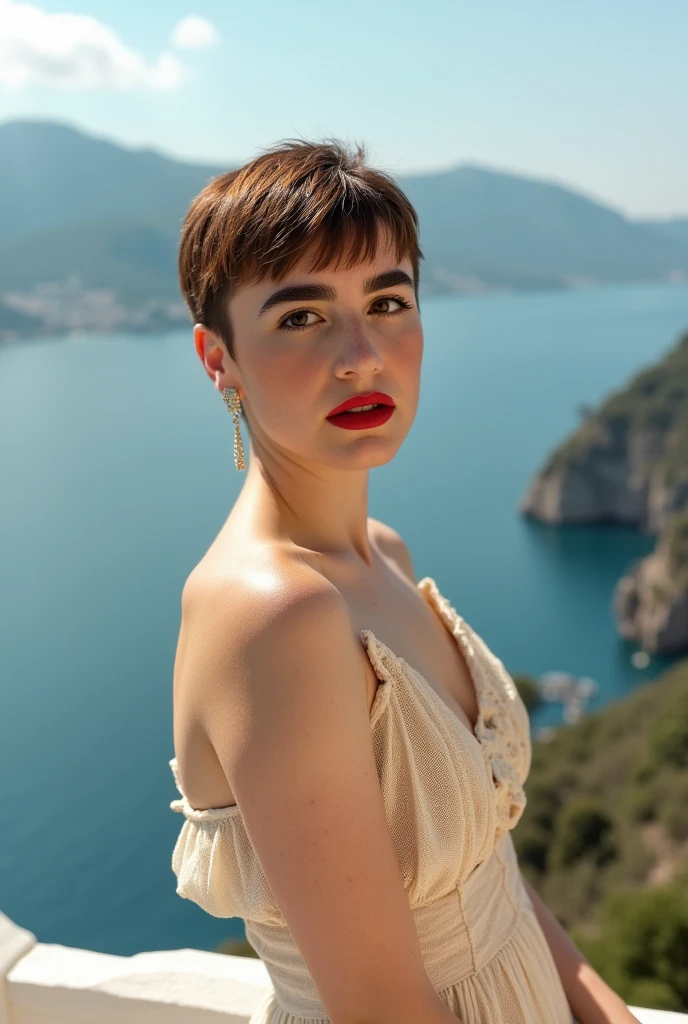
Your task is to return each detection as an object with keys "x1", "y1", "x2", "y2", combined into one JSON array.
[{"x1": 334, "y1": 315, "x2": 383, "y2": 378}]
